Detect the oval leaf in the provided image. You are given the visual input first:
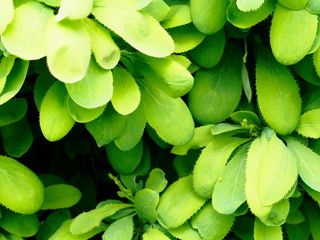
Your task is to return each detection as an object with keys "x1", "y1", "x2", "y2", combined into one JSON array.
[
  {"x1": 278, "y1": 0, "x2": 308, "y2": 10},
  {"x1": 142, "y1": 228, "x2": 170, "y2": 240},
  {"x1": 56, "y1": 0, "x2": 93, "y2": 21},
  {"x1": 145, "y1": 168, "x2": 167, "y2": 193},
  {"x1": 92, "y1": 0, "x2": 174, "y2": 57},
  {"x1": 135, "y1": 189, "x2": 159, "y2": 223},
  {"x1": 102, "y1": 215, "x2": 133, "y2": 240},
  {"x1": 0, "y1": 156, "x2": 44, "y2": 214},
  {"x1": 270, "y1": 5, "x2": 318, "y2": 65},
  {"x1": 168, "y1": 222, "x2": 202, "y2": 240},
  {"x1": 40, "y1": 82, "x2": 75, "y2": 141},
  {"x1": 1, "y1": 2, "x2": 53, "y2": 60},
  {"x1": 236, "y1": 0, "x2": 265, "y2": 11},
  {"x1": 46, "y1": 18, "x2": 91, "y2": 83},
  {"x1": 254, "y1": 218, "x2": 282, "y2": 240},
  {"x1": 0, "y1": 0, "x2": 14, "y2": 35},
  {"x1": 0, "y1": 98, "x2": 27, "y2": 127}
]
